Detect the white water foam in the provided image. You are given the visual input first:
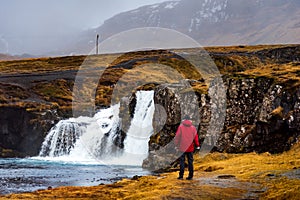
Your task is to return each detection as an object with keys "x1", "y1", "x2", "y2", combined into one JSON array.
[
  {"x1": 108, "y1": 91, "x2": 154, "y2": 166},
  {"x1": 36, "y1": 91, "x2": 154, "y2": 166},
  {"x1": 124, "y1": 91, "x2": 154, "y2": 154}
]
